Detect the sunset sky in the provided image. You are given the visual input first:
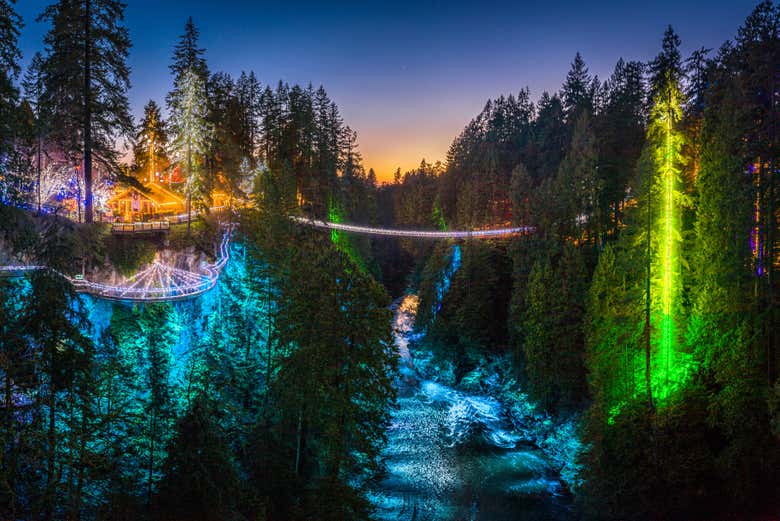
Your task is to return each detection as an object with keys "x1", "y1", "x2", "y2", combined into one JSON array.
[{"x1": 15, "y1": 0, "x2": 757, "y2": 182}]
